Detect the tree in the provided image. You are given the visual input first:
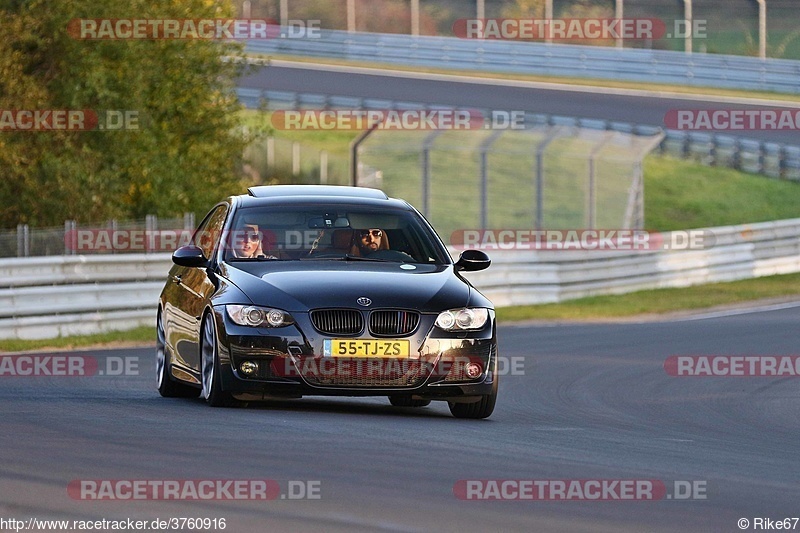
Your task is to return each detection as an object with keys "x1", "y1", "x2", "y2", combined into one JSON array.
[
  {"x1": 502, "y1": 0, "x2": 547, "y2": 19},
  {"x1": 0, "y1": 0, "x2": 249, "y2": 227}
]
